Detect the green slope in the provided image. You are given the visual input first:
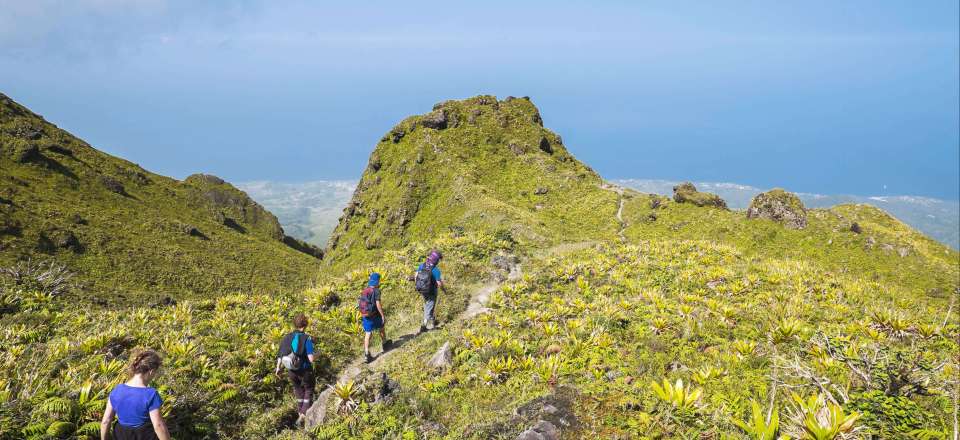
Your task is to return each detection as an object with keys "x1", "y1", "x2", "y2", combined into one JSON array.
[
  {"x1": 0, "y1": 92, "x2": 320, "y2": 303},
  {"x1": 0, "y1": 94, "x2": 956, "y2": 440},
  {"x1": 324, "y1": 95, "x2": 620, "y2": 270}
]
